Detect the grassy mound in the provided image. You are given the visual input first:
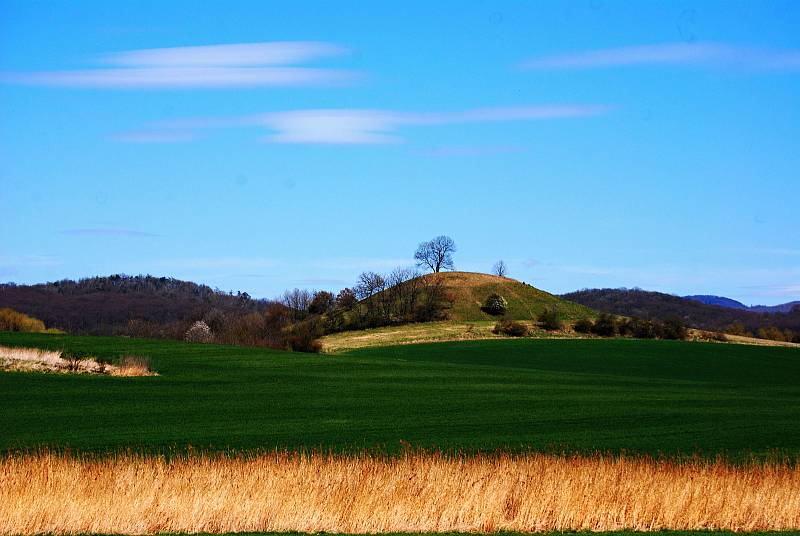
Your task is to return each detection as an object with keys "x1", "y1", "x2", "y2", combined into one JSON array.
[{"x1": 415, "y1": 271, "x2": 594, "y2": 322}]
